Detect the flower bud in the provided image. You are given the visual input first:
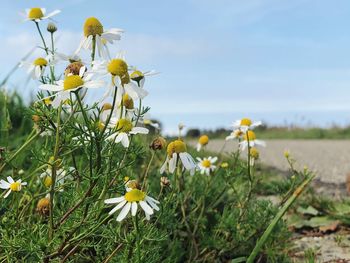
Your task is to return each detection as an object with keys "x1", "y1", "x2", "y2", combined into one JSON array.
[
  {"x1": 150, "y1": 137, "x2": 167, "y2": 151},
  {"x1": 47, "y1": 22, "x2": 57, "y2": 33},
  {"x1": 32, "y1": 115, "x2": 41, "y2": 123}
]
